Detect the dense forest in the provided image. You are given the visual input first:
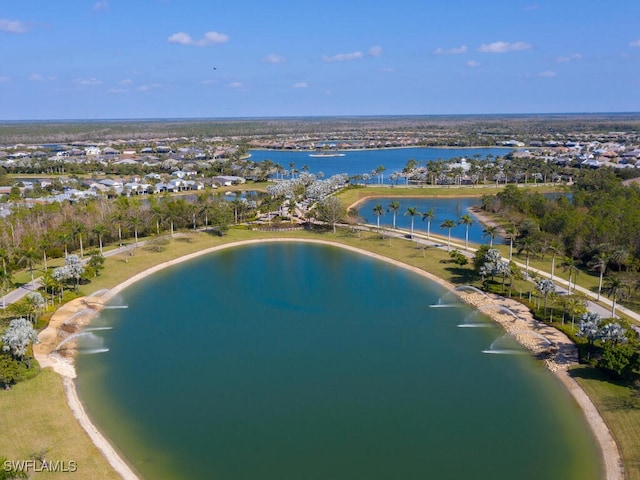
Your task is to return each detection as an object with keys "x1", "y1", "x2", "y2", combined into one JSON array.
[{"x1": 481, "y1": 169, "x2": 640, "y2": 308}]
